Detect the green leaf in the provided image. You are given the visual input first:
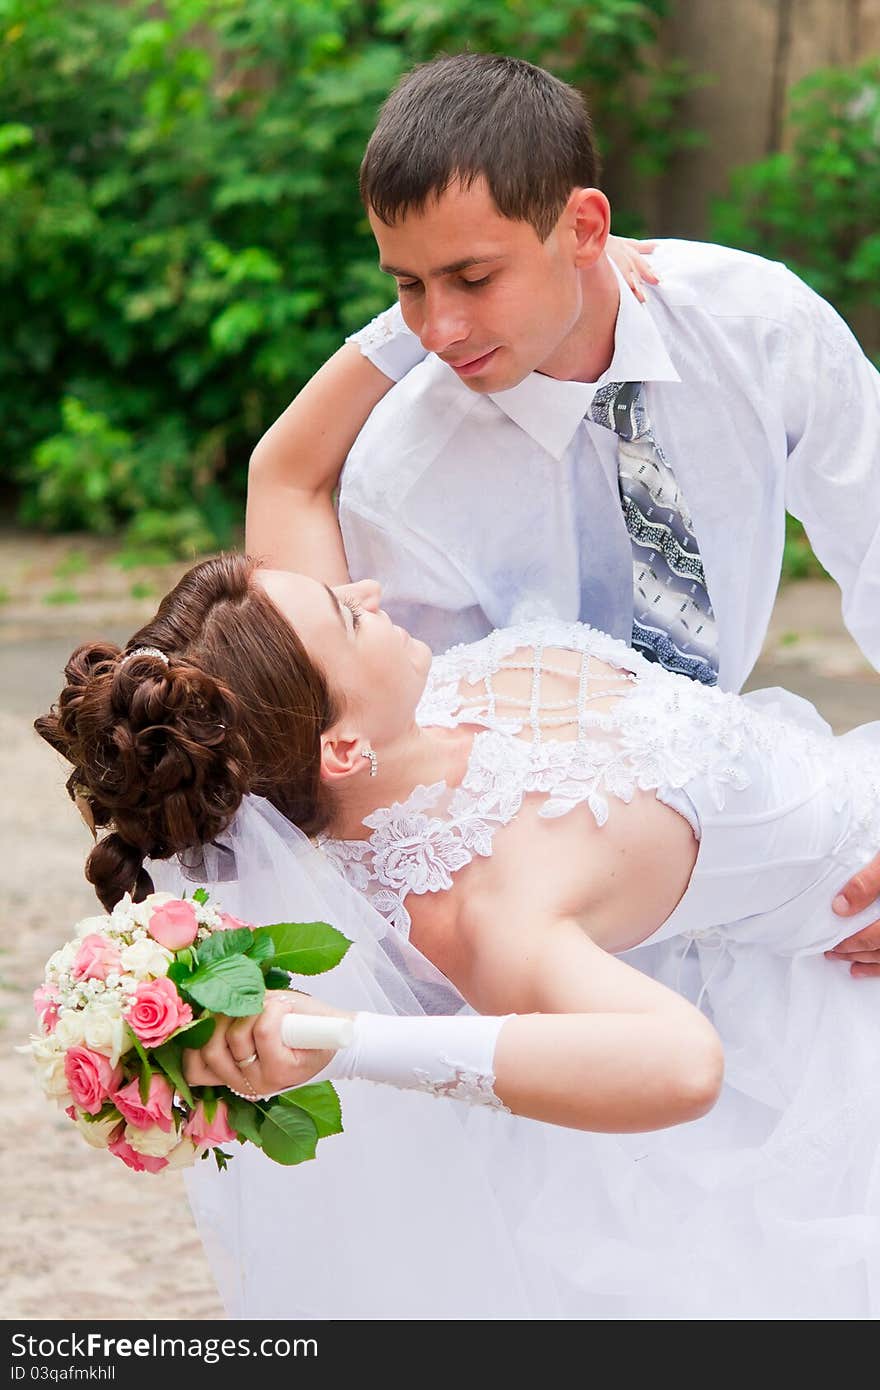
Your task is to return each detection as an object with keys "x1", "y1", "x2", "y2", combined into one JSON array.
[
  {"x1": 277, "y1": 1081, "x2": 343, "y2": 1139},
  {"x1": 192, "y1": 887, "x2": 209, "y2": 905},
  {"x1": 175, "y1": 946, "x2": 197, "y2": 971},
  {"x1": 259, "y1": 1100, "x2": 319, "y2": 1166},
  {"x1": 170, "y1": 1014, "x2": 215, "y2": 1049},
  {"x1": 246, "y1": 932, "x2": 276, "y2": 964},
  {"x1": 196, "y1": 927, "x2": 255, "y2": 965},
  {"x1": 224, "y1": 1093, "x2": 264, "y2": 1148},
  {"x1": 213, "y1": 1147, "x2": 232, "y2": 1172},
  {"x1": 136, "y1": 1053, "x2": 152, "y2": 1105},
  {"x1": 185, "y1": 954, "x2": 266, "y2": 1017},
  {"x1": 264, "y1": 966, "x2": 293, "y2": 990},
  {"x1": 152, "y1": 1039, "x2": 195, "y2": 1108},
  {"x1": 129, "y1": 1030, "x2": 149, "y2": 1073},
  {"x1": 253, "y1": 921, "x2": 352, "y2": 976},
  {"x1": 167, "y1": 959, "x2": 195, "y2": 988}
]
